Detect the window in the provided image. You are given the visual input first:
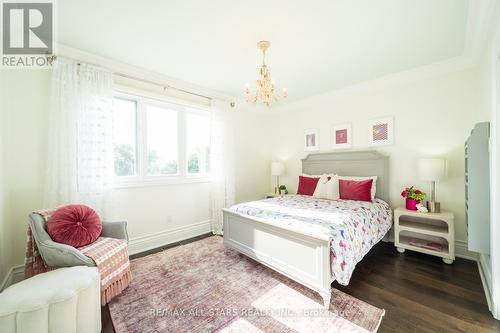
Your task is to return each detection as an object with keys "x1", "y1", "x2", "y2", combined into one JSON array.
[
  {"x1": 146, "y1": 104, "x2": 178, "y2": 176},
  {"x1": 112, "y1": 98, "x2": 137, "y2": 177},
  {"x1": 186, "y1": 111, "x2": 210, "y2": 175},
  {"x1": 112, "y1": 93, "x2": 210, "y2": 186}
]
